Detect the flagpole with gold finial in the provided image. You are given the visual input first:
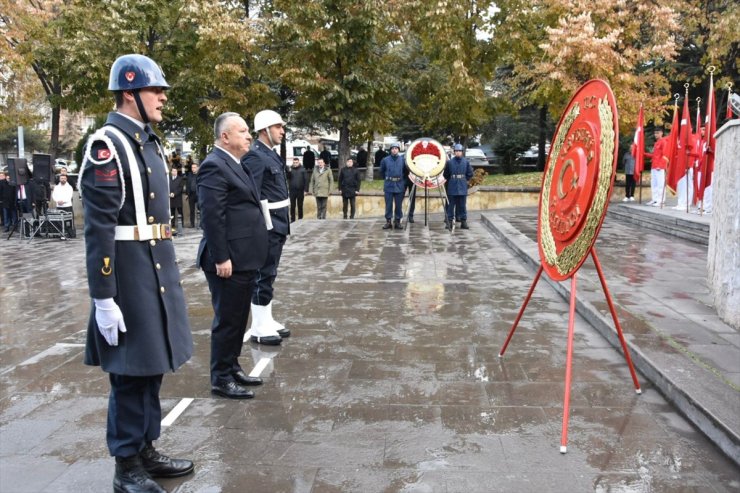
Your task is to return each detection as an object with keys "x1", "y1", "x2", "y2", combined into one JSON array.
[
  {"x1": 684, "y1": 83, "x2": 691, "y2": 213},
  {"x1": 694, "y1": 96, "x2": 701, "y2": 210}
]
